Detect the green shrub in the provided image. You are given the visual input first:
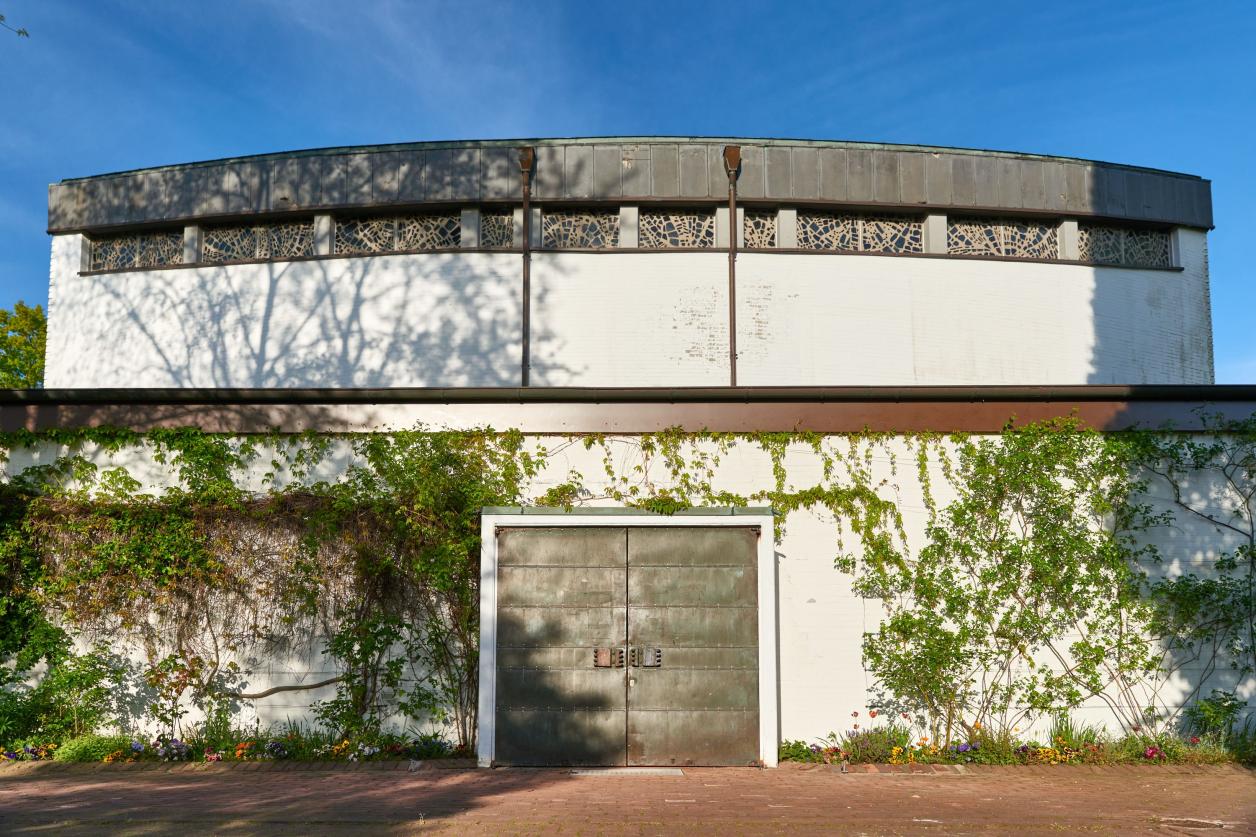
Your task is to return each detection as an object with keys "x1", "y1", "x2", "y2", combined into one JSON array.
[
  {"x1": 779, "y1": 739, "x2": 822, "y2": 762},
  {"x1": 1184, "y1": 691, "x2": 1246, "y2": 740},
  {"x1": 1048, "y1": 714, "x2": 1104, "y2": 752},
  {"x1": 838, "y1": 723, "x2": 912, "y2": 763},
  {"x1": 1230, "y1": 719, "x2": 1256, "y2": 766},
  {"x1": 53, "y1": 733, "x2": 133, "y2": 763}
]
